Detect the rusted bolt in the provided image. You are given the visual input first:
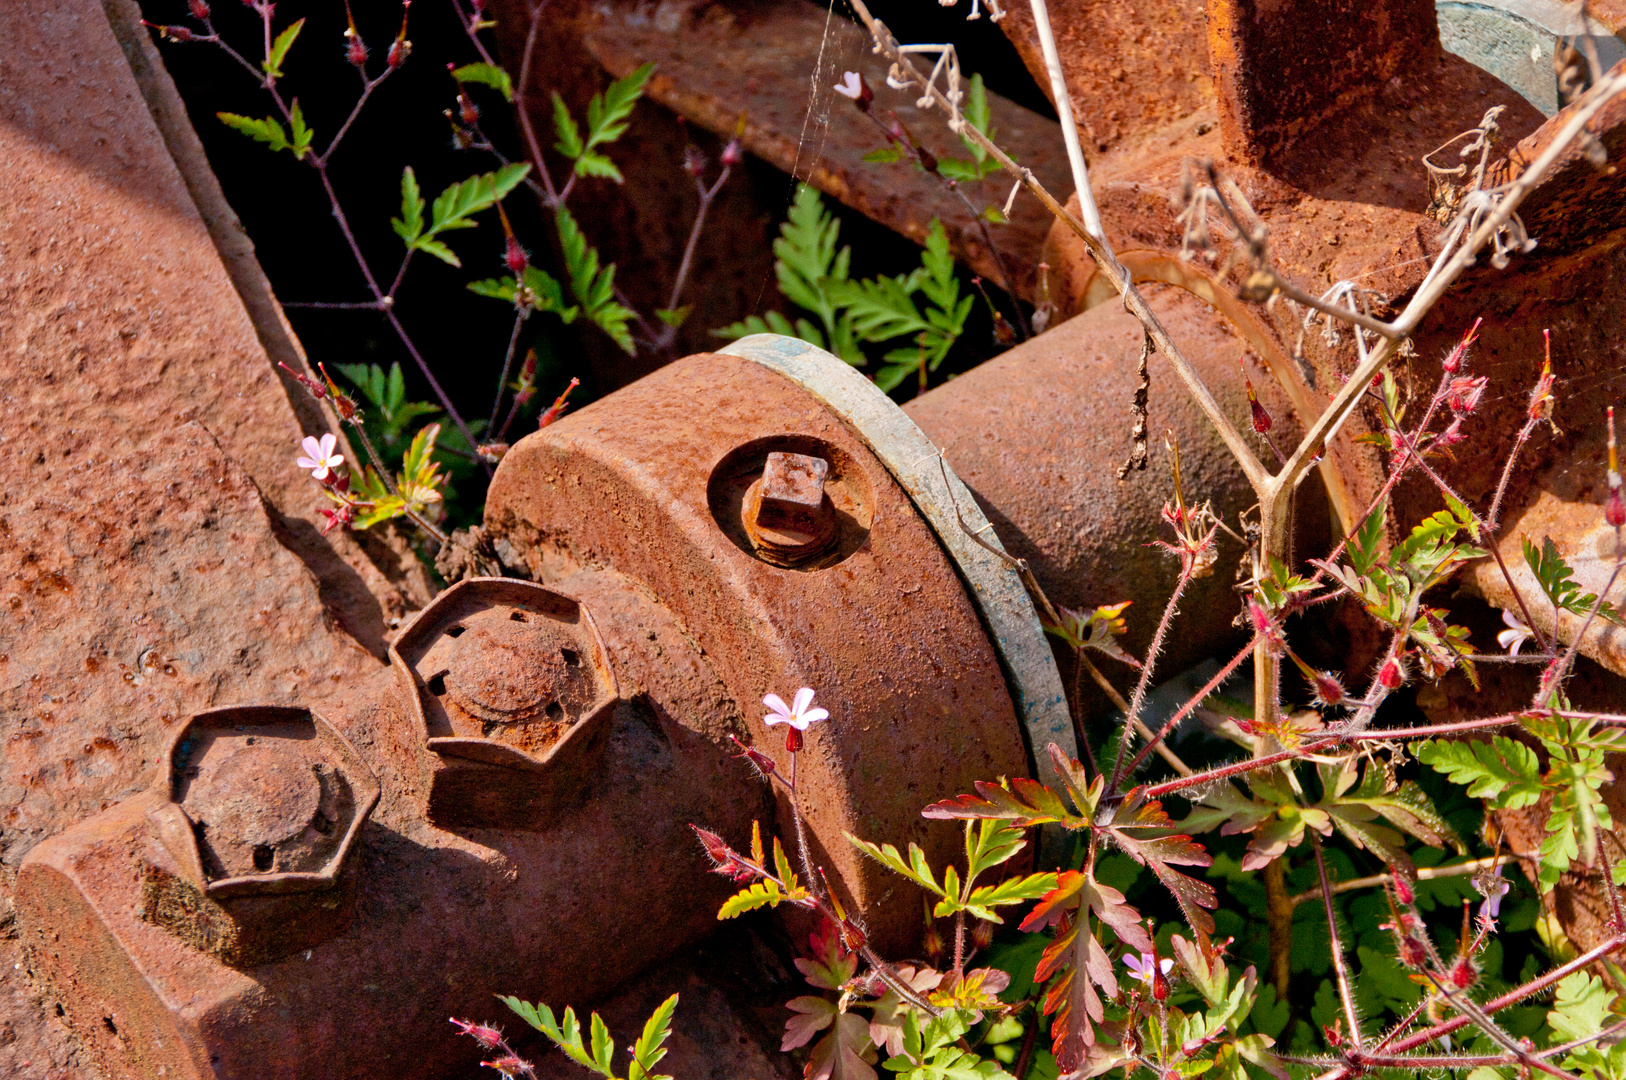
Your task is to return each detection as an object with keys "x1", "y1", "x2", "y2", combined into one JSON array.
[
  {"x1": 138, "y1": 704, "x2": 379, "y2": 966},
  {"x1": 743, "y1": 451, "x2": 837, "y2": 567}
]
